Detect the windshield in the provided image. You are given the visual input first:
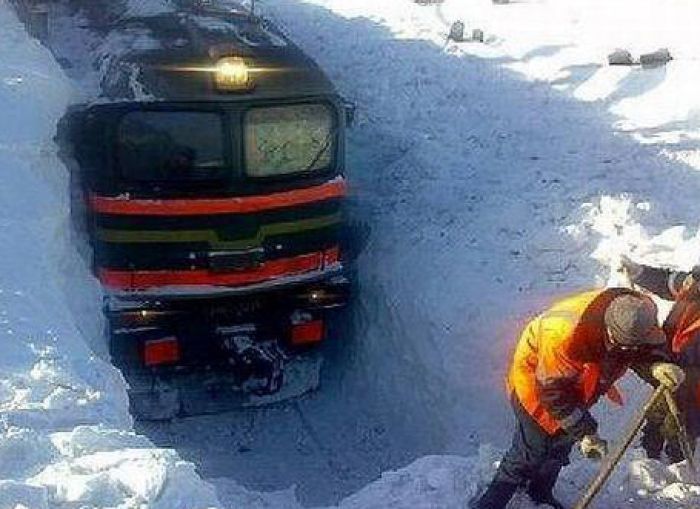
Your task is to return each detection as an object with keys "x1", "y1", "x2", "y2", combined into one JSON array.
[
  {"x1": 244, "y1": 103, "x2": 335, "y2": 178},
  {"x1": 117, "y1": 111, "x2": 225, "y2": 182}
]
